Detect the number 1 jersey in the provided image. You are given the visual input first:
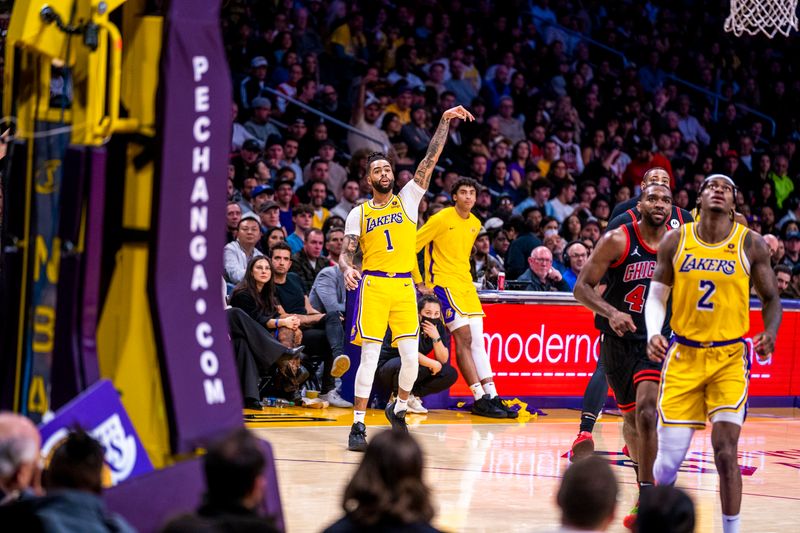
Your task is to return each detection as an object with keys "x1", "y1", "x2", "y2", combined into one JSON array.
[
  {"x1": 345, "y1": 181, "x2": 425, "y2": 273},
  {"x1": 671, "y1": 222, "x2": 750, "y2": 342}
]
